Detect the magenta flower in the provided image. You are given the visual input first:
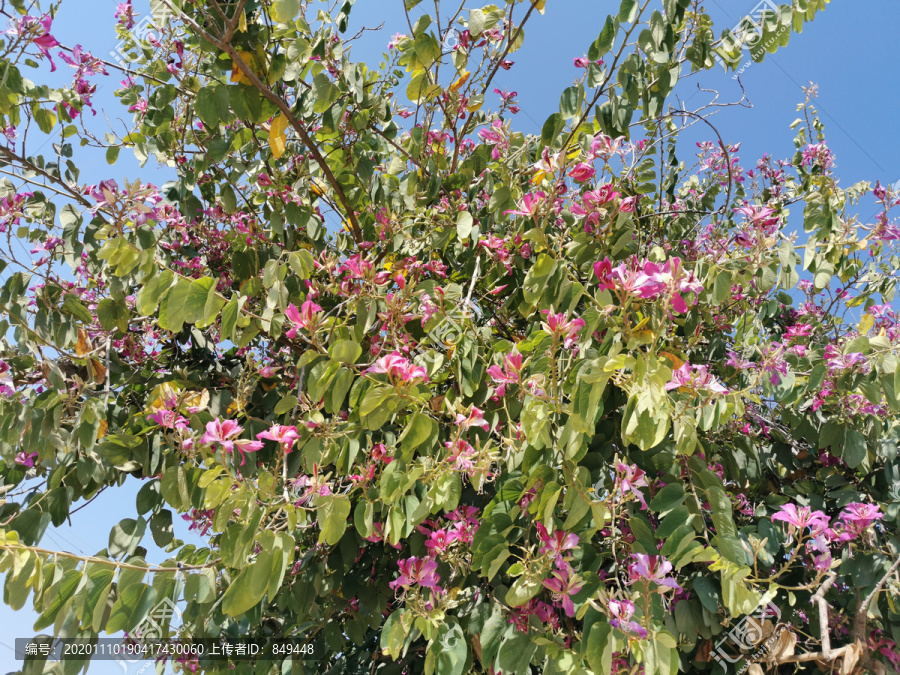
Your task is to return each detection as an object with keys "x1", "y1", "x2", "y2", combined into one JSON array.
[
  {"x1": 771, "y1": 503, "x2": 830, "y2": 537},
  {"x1": 424, "y1": 529, "x2": 458, "y2": 553},
  {"x1": 504, "y1": 191, "x2": 545, "y2": 217},
  {"x1": 115, "y1": 1, "x2": 136, "y2": 29},
  {"x1": 568, "y1": 162, "x2": 596, "y2": 183},
  {"x1": 366, "y1": 352, "x2": 428, "y2": 384},
  {"x1": 824, "y1": 345, "x2": 869, "y2": 374},
  {"x1": 487, "y1": 351, "x2": 524, "y2": 396},
  {"x1": 734, "y1": 204, "x2": 780, "y2": 235},
  {"x1": 14, "y1": 451, "x2": 38, "y2": 468},
  {"x1": 616, "y1": 462, "x2": 649, "y2": 510},
  {"x1": 256, "y1": 424, "x2": 301, "y2": 453},
  {"x1": 148, "y1": 410, "x2": 189, "y2": 431},
  {"x1": 536, "y1": 522, "x2": 580, "y2": 565},
  {"x1": 201, "y1": 418, "x2": 243, "y2": 453},
  {"x1": 285, "y1": 300, "x2": 323, "y2": 337},
  {"x1": 542, "y1": 563, "x2": 584, "y2": 618},
  {"x1": 837, "y1": 502, "x2": 883, "y2": 541},
  {"x1": 666, "y1": 362, "x2": 728, "y2": 395},
  {"x1": 0, "y1": 360, "x2": 15, "y2": 397},
  {"x1": 627, "y1": 553, "x2": 682, "y2": 592},
  {"x1": 11, "y1": 16, "x2": 59, "y2": 71},
  {"x1": 609, "y1": 599, "x2": 647, "y2": 638},
  {"x1": 389, "y1": 556, "x2": 442, "y2": 593},
  {"x1": 541, "y1": 311, "x2": 586, "y2": 350},
  {"x1": 454, "y1": 406, "x2": 490, "y2": 432},
  {"x1": 445, "y1": 439, "x2": 477, "y2": 473}
]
